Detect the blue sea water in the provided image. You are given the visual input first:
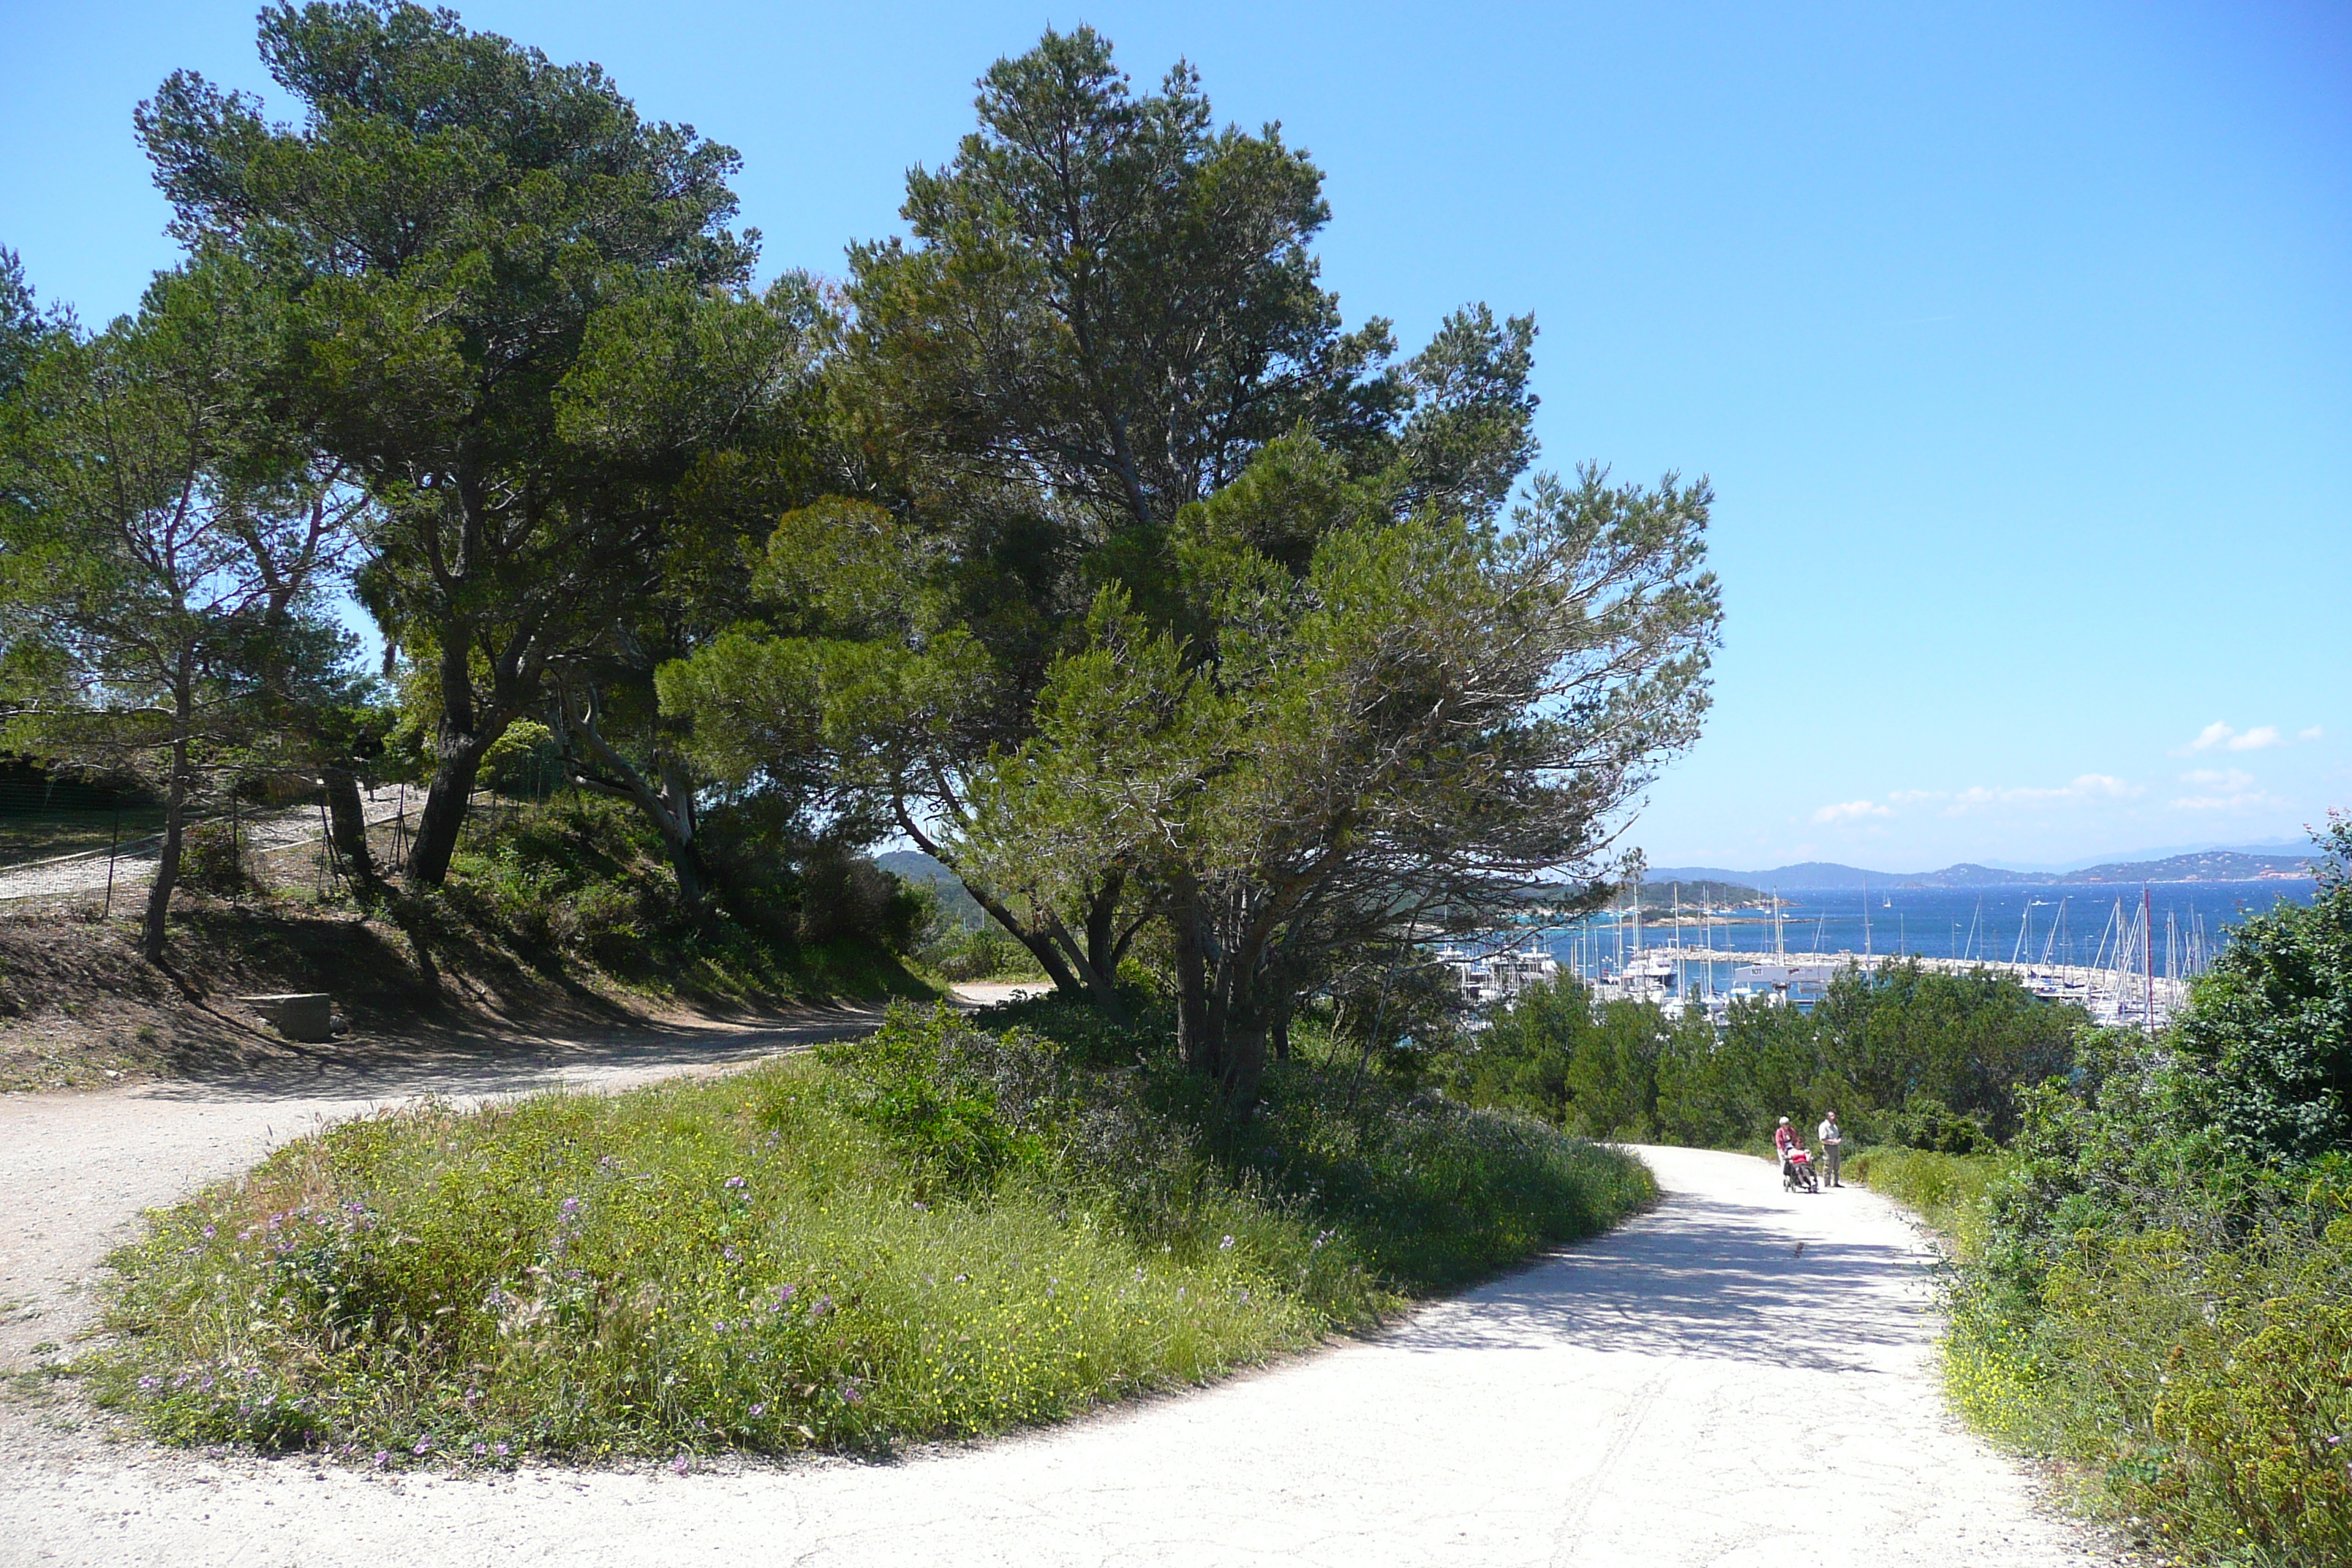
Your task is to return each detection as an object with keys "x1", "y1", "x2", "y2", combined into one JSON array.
[{"x1": 1536, "y1": 879, "x2": 2318, "y2": 988}]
